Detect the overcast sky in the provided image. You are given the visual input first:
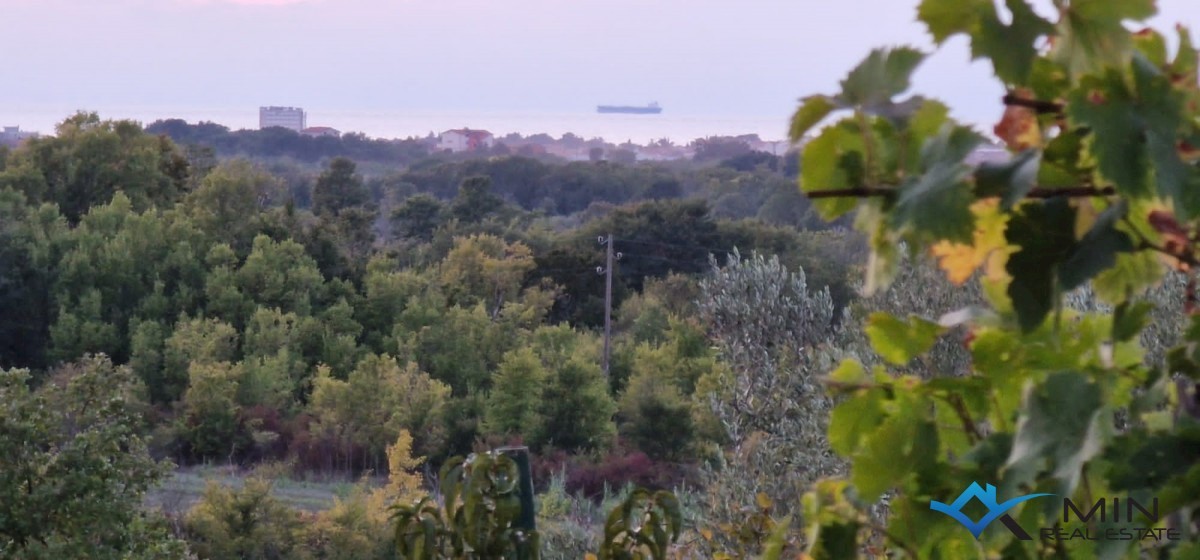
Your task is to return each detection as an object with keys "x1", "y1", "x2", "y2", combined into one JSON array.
[{"x1": 2, "y1": 0, "x2": 1198, "y2": 130}]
